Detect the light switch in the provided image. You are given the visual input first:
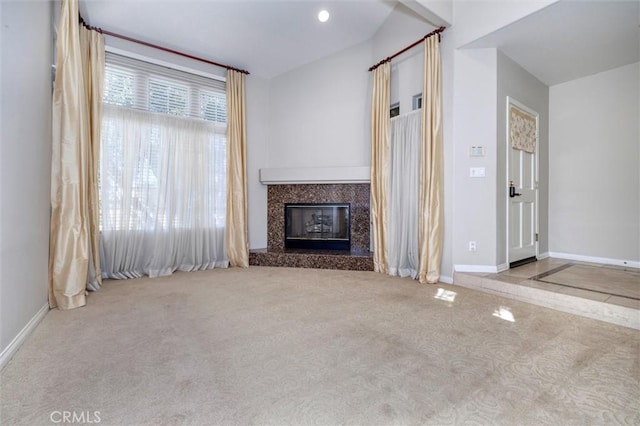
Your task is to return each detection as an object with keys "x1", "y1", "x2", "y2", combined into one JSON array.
[
  {"x1": 469, "y1": 167, "x2": 486, "y2": 178},
  {"x1": 469, "y1": 146, "x2": 485, "y2": 157}
]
